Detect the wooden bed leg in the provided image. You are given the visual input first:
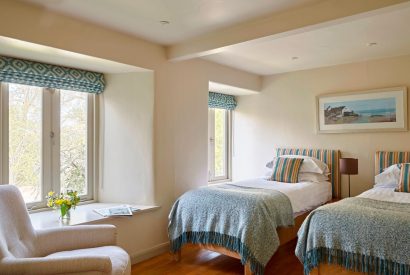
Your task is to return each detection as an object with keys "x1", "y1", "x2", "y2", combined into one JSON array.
[
  {"x1": 172, "y1": 250, "x2": 181, "y2": 262},
  {"x1": 244, "y1": 263, "x2": 252, "y2": 275}
]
